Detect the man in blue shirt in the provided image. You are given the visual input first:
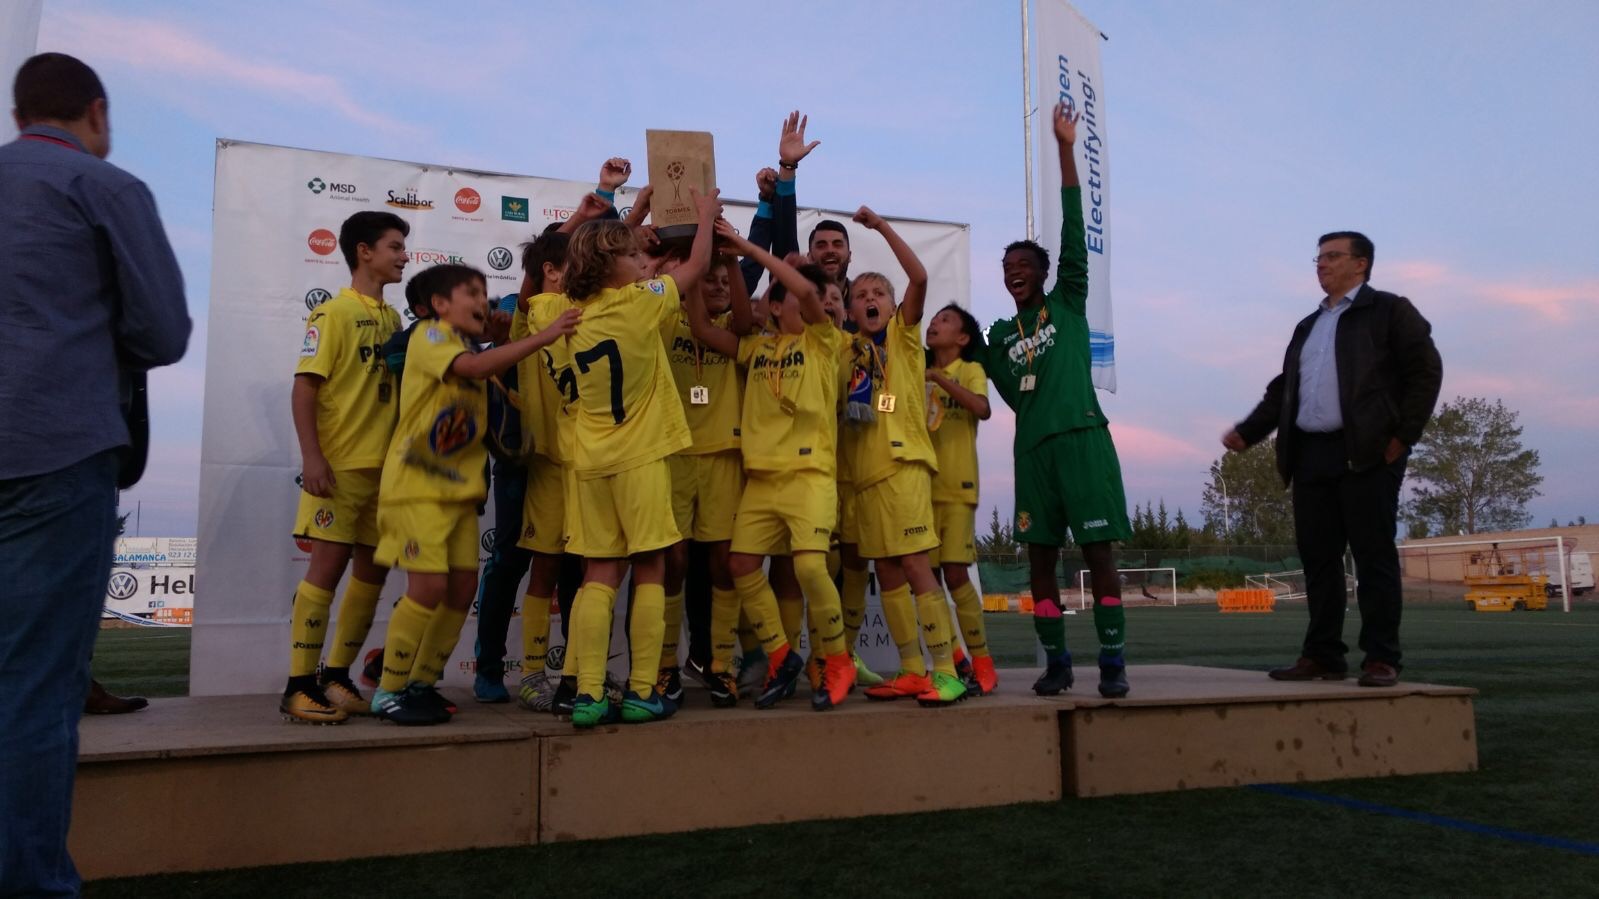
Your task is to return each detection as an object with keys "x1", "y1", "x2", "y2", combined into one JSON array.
[{"x1": 0, "y1": 53, "x2": 190, "y2": 896}]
